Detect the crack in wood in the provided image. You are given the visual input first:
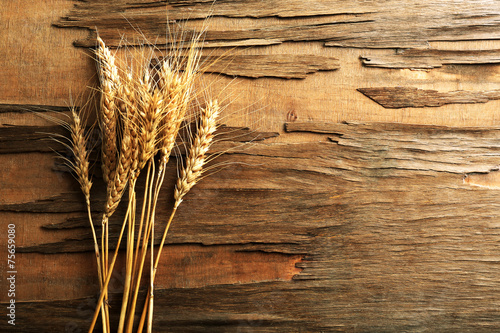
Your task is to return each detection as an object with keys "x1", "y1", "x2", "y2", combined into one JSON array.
[
  {"x1": 464, "y1": 169, "x2": 500, "y2": 189},
  {"x1": 361, "y1": 49, "x2": 500, "y2": 69},
  {"x1": 0, "y1": 104, "x2": 74, "y2": 114},
  {"x1": 155, "y1": 54, "x2": 340, "y2": 79},
  {"x1": 0, "y1": 119, "x2": 278, "y2": 155}
]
